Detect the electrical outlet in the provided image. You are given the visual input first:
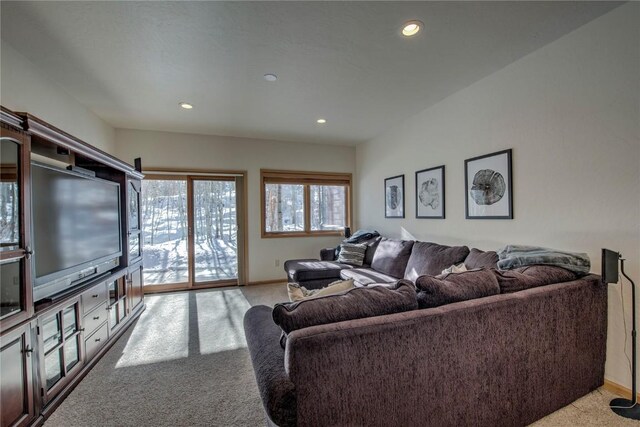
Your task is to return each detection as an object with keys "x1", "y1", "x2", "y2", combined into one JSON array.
[{"x1": 275, "y1": 259, "x2": 280, "y2": 267}]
